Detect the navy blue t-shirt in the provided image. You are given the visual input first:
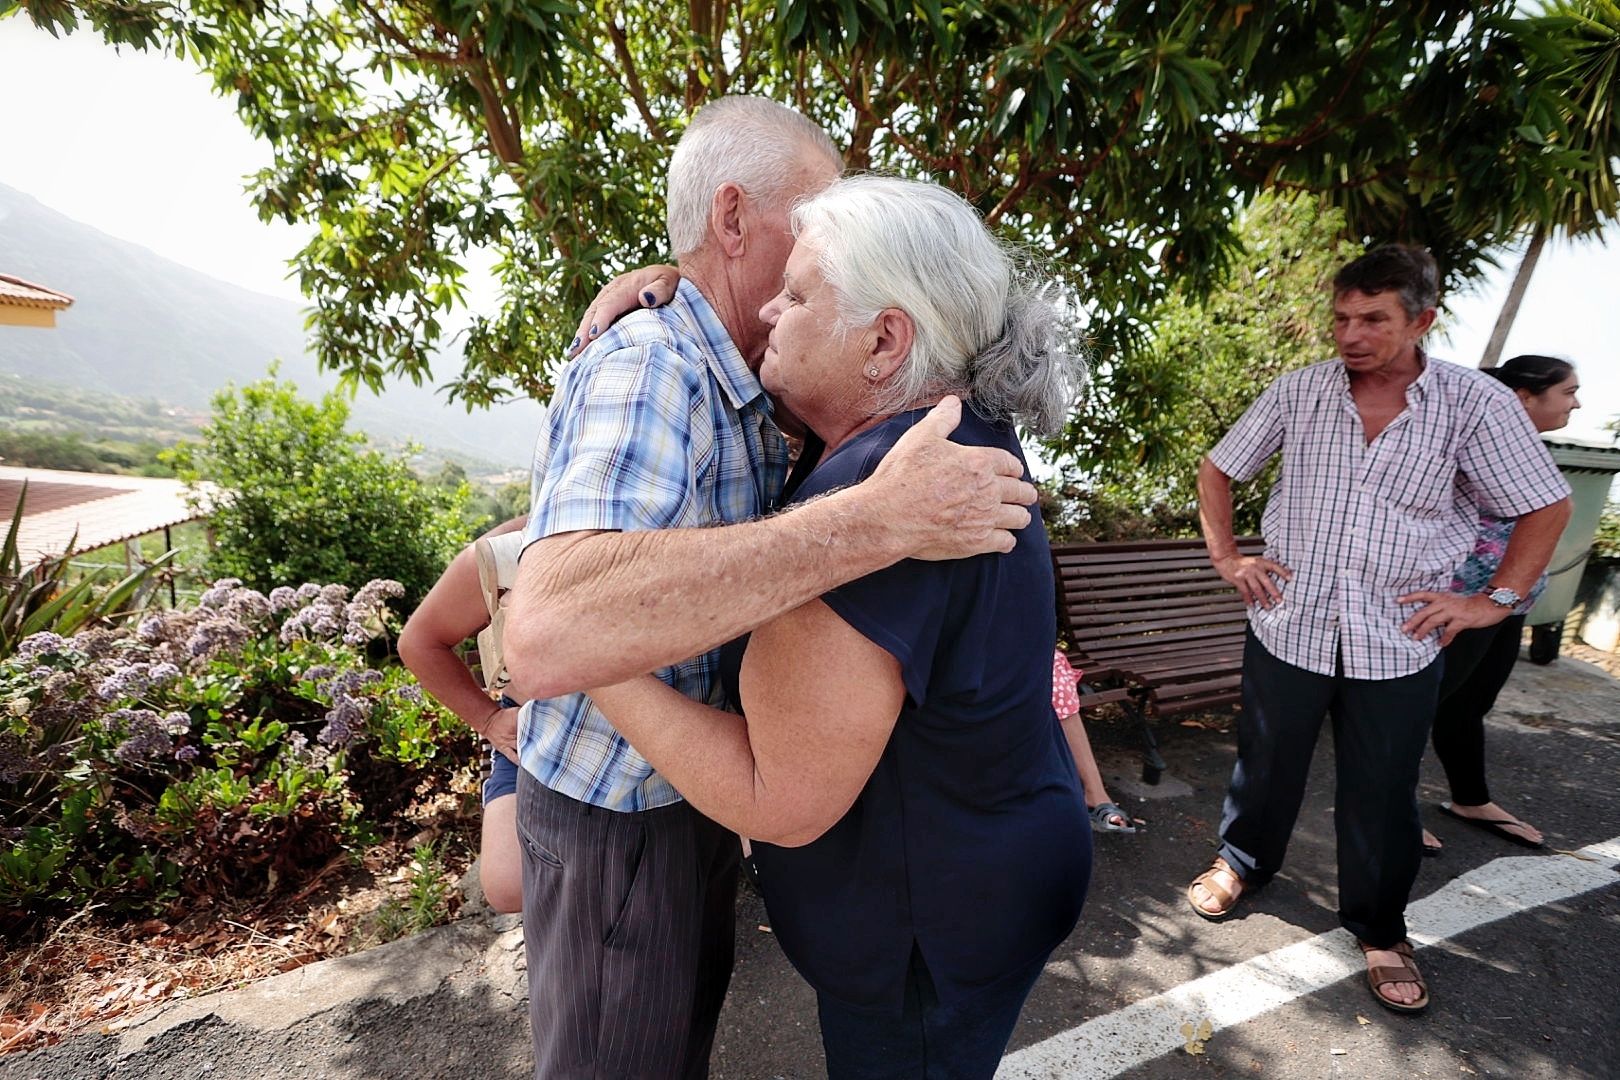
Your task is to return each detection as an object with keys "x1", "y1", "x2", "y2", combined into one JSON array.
[{"x1": 726, "y1": 404, "x2": 1091, "y2": 1015}]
